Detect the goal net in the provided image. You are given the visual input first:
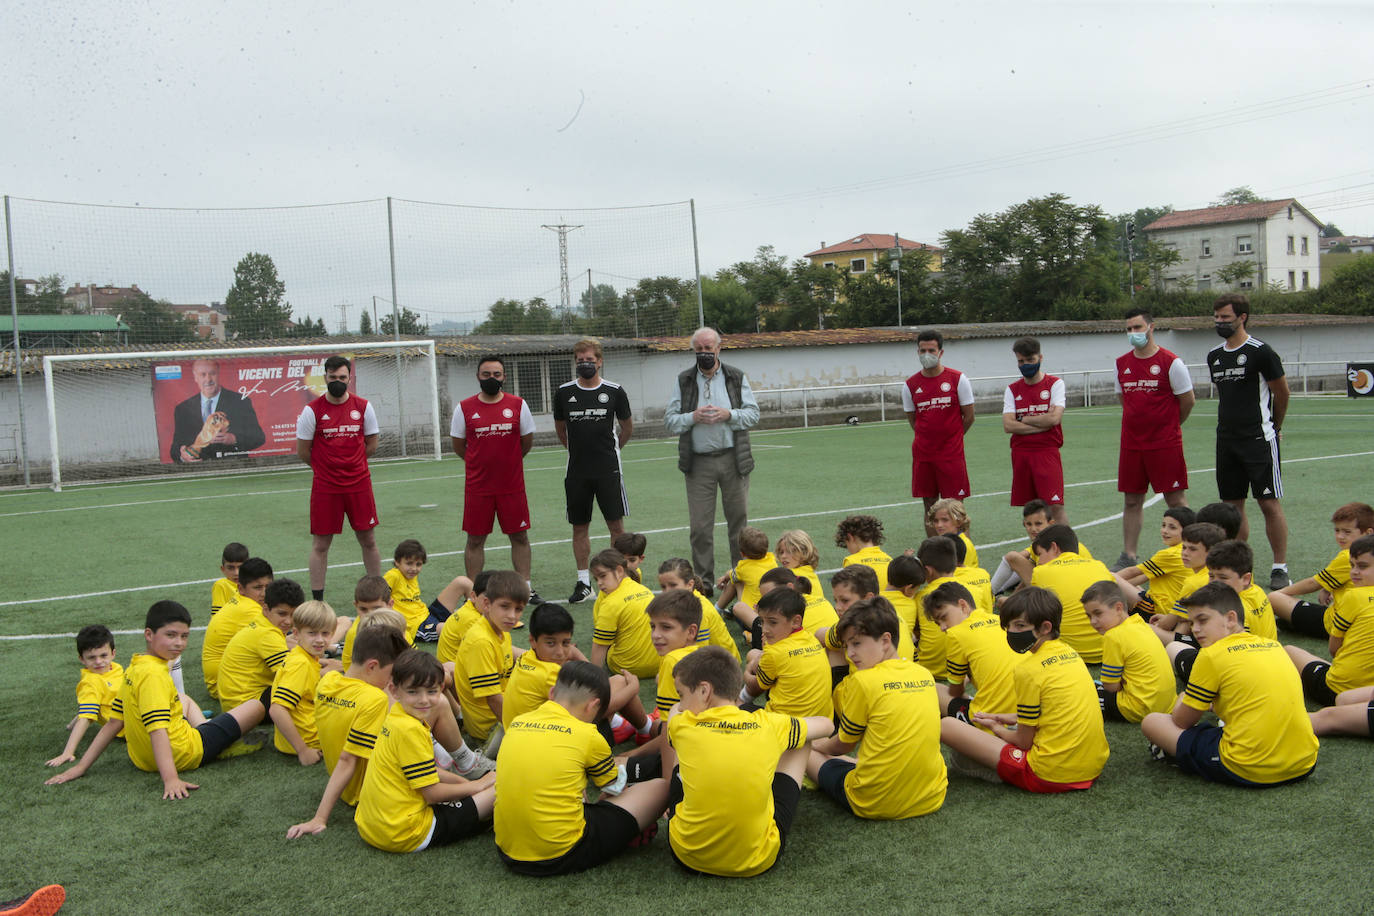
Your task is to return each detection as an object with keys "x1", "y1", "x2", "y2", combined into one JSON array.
[{"x1": 41, "y1": 341, "x2": 439, "y2": 489}]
